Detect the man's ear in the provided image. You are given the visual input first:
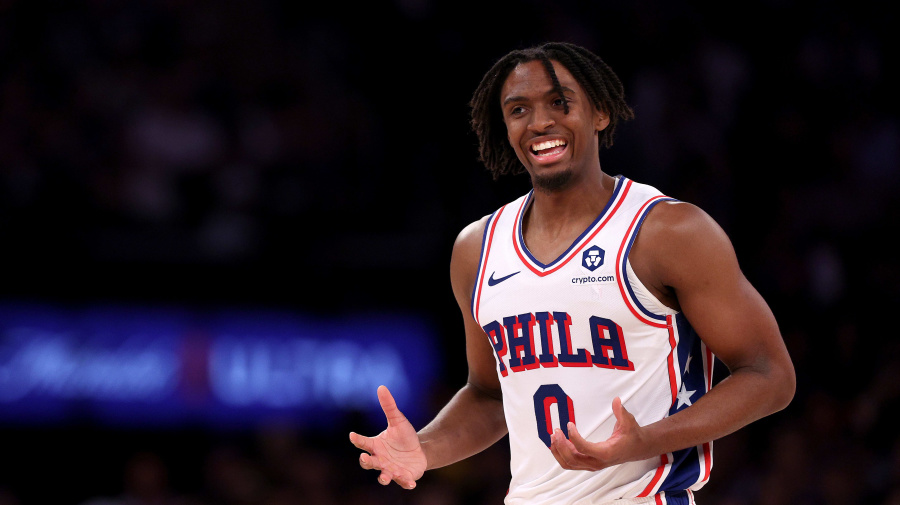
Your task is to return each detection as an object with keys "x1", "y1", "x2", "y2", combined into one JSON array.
[{"x1": 594, "y1": 109, "x2": 610, "y2": 133}]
